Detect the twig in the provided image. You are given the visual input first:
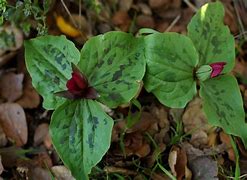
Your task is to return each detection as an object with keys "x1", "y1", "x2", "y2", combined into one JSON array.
[
  {"x1": 79, "y1": 0, "x2": 82, "y2": 29},
  {"x1": 60, "y1": 0, "x2": 78, "y2": 28},
  {"x1": 234, "y1": 31, "x2": 247, "y2": 39},
  {"x1": 183, "y1": 0, "x2": 198, "y2": 12},
  {"x1": 60, "y1": 0, "x2": 88, "y2": 41},
  {"x1": 165, "y1": 14, "x2": 181, "y2": 32},
  {"x1": 233, "y1": 0, "x2": 247, "y2": 40}
]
